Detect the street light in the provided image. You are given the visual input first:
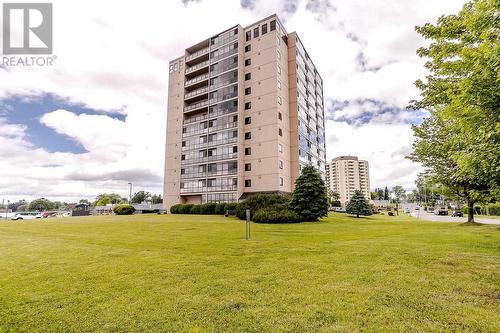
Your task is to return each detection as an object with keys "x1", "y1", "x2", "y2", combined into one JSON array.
[{"x1": 128, "y1": 182, "x2": 133, "y2": 203}]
